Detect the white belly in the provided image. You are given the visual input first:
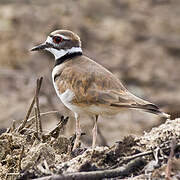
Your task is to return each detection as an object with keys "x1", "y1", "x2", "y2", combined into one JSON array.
[{"x1": 52, "y1": 71, "x2": 82, "y2": 115}]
